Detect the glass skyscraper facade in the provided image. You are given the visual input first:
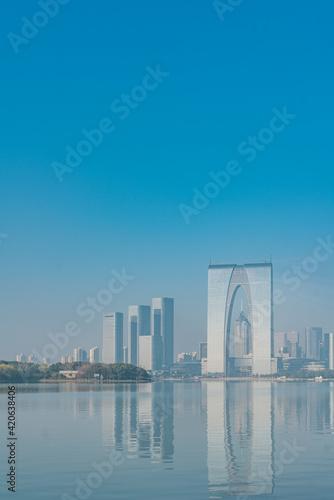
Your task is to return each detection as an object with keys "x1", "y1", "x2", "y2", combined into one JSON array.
[
  {"x1": 305, "y1": 327, "x2": 323, "y2": 360},
  {"x1": 207, "y1": 263, "x2": 274, "y2": 376},
  {"x1": 102, "y1": 312, "x2": 123, "y2": 363},
  {"x1": 152, "y1": 298, "x2": 174, "y2": 368},
  {"x1": 128, "y1": 305, "x2": 151, "y2": 366}
]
